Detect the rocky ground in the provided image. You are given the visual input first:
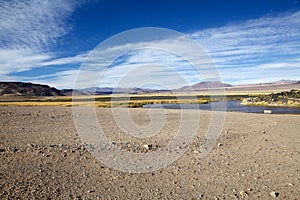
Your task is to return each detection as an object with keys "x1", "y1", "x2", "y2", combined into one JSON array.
[{"x1": 0, "y1": 106, "x2": 299, "y2": 199}]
